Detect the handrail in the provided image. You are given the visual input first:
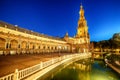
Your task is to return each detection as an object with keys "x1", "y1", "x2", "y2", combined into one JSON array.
[{"x1": 0, "y1": 73, "x2": 14, "y2": 80}]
